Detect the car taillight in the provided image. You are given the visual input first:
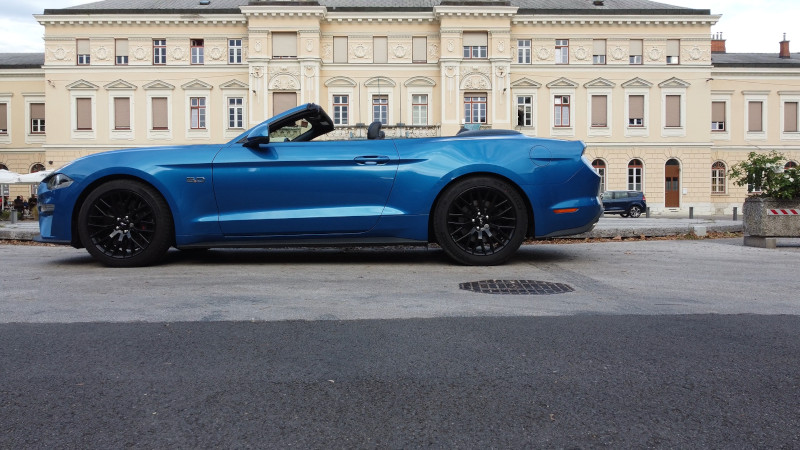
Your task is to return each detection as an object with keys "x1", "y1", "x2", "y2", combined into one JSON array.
[{"x1": 642, "y1": 195, "x2": 646, "y2": 201}]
